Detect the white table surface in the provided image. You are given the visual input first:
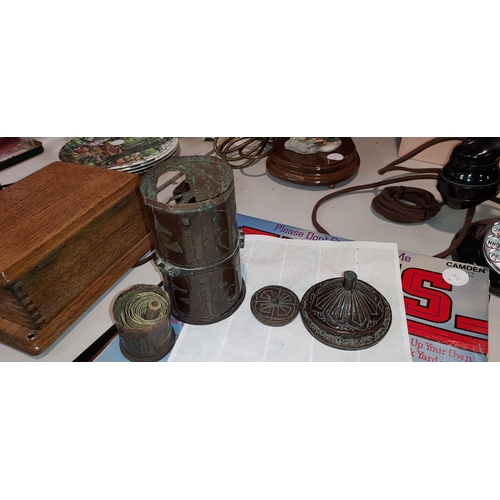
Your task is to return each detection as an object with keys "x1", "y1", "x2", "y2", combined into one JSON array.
[{"x1": 1, "y1": 137, "x2": 499, "y2": 362}]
